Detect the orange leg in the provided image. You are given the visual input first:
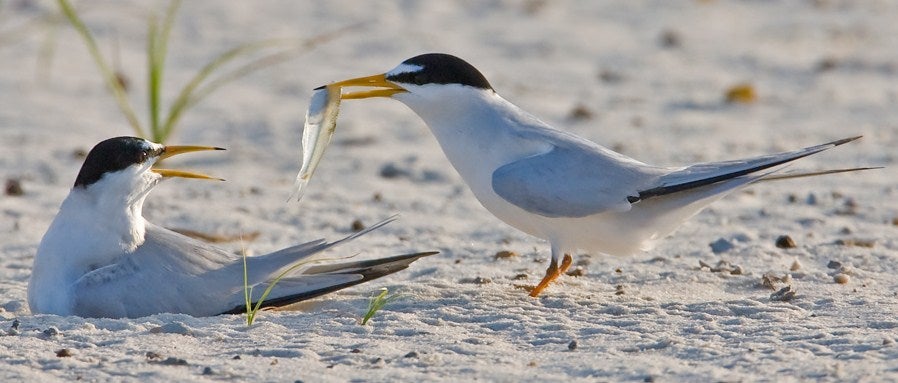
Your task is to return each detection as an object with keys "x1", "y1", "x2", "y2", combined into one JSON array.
[{"x1": 529, "y1": 253, "x2": 573, "y2": 297}]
